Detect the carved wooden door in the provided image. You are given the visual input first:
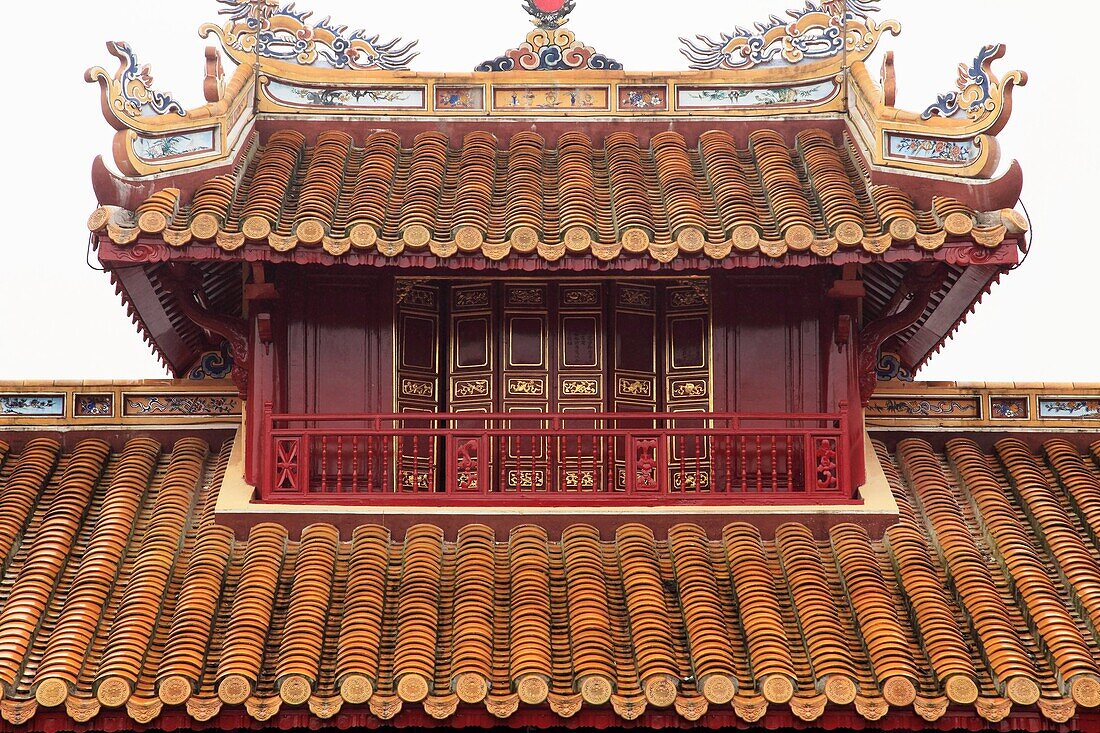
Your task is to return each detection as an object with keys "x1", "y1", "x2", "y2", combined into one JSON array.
[
  {"x1": 394, "y1": 282, "x2": 443, "y2": 492},
  {"x1": 396, "y1": 278, "x2": 711, "y2": 494}
]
